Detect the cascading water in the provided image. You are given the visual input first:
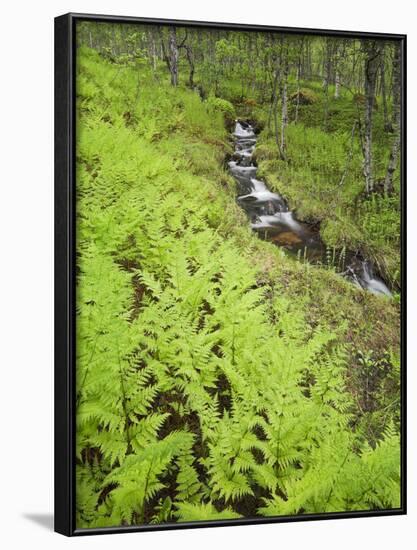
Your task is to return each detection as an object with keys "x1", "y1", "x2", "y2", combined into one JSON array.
[{"x1": 229, "y1": 120, "x2": 392, "y2": 298}]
